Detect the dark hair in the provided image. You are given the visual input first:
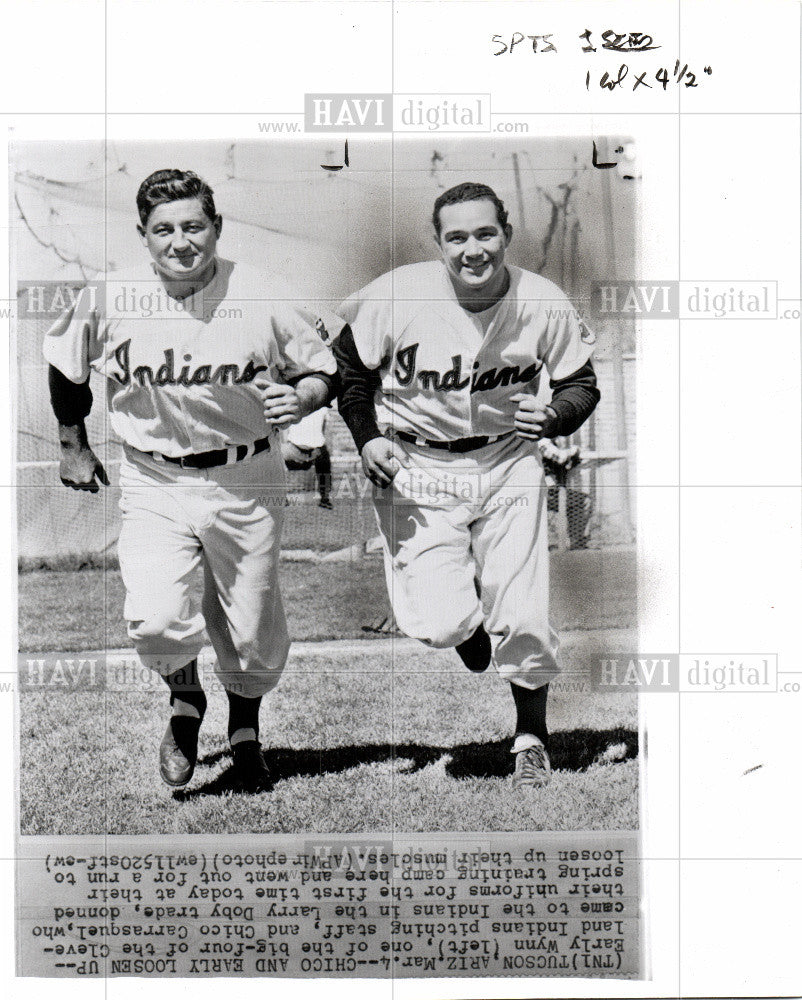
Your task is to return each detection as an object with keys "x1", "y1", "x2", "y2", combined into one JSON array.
[
  {"x1": 432, "y1": 182, "x2": 509, "y2": 236},
  {"x1": 136, "y1": 169, "x2": 217, "y2": 226}
]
